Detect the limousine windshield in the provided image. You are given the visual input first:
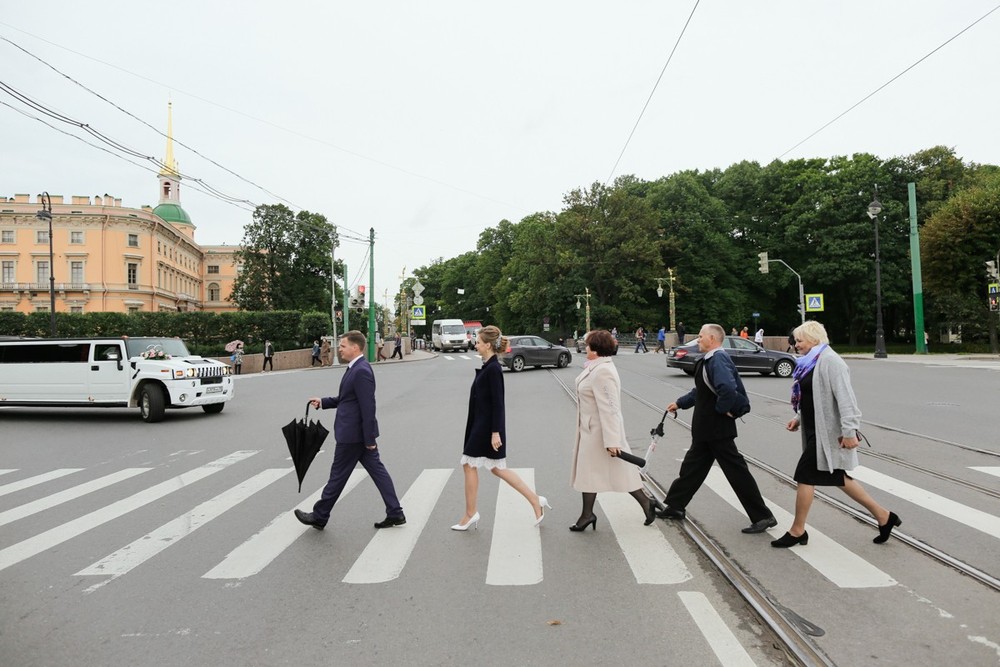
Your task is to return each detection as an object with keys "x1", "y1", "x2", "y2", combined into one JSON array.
[{"x1": 124, "y1": 337, "x2": 191, "y2": 358}]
